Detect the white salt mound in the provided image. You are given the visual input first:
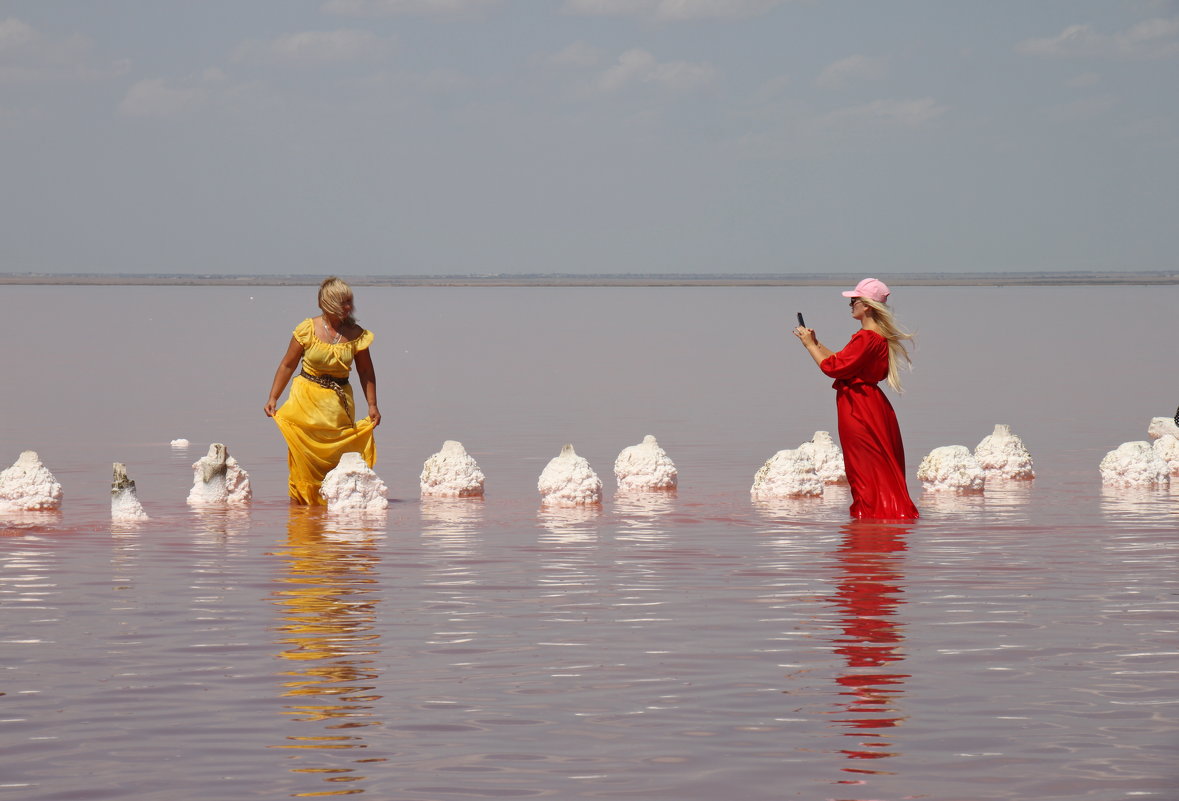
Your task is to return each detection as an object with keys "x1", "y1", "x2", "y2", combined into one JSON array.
[
  {"x1": 0, "y1": 451, "x2": 63, "y2": 511},
  {"x1": 797, "y1": 431, "x2": 846, "y2": 484},
  {"x1": 1147, "y1": 417, "x2": 1179, "y2": 441},
  {"x1": 614, "y1": 434, "x2": 678, "y2": 491},
  {"x1": 973, "y1": 424, "x2": 1035, "y2": 480},
  {"x1": 187, "y1": 443, "x2": 250, "y2": 506},
  {"x1": 917, "y1": 445, "x2": 986, "y2": 493},
  {"x1": 1152, "y1": 434, "x2": 1179, "y2": 477},
  {"x1": 420, "y1": 440, "x2": 485, "y2": 498},
  {"x1": 188, "y1": 443, "x2": 229, "y2": 506},
  {"x1": 538, "y1": 444, "x2": 602, "y2": 506},
  {"x1": 170, "y1": 438, "x2": 190, "y2": 448},
  {"x1": 751, "y1": 448, "x2": 823, "y2": 498},
  {"x1": 321, "y1": 452, "x2": 389, "y2": 512},
  {"x1": 224, "y1": 457, "x2": 252, "y2": 505},
  {"x1": 1099, "y1": 441, "x2": 1171, "y2": 487},
  {"x1": 111, "y1": 462, "x2": 149, "y2": 522}
]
